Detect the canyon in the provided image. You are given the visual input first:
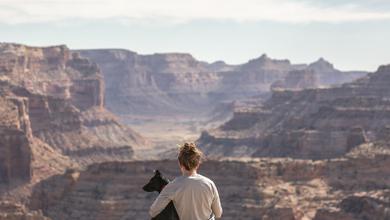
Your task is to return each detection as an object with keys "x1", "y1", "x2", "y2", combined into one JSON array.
[
  {"x1": 199, "y1": 64, "x2": 390, "y2": 159},
  {"x1": 77, "y1": 49, "x2": 366, "y2": 147},
  {"x1": 77, "y1": 50, "x2": 366, "y2": 117},
  {"x1": 0, "y1": 43, "x2": 149, "y2": 199},
  {"x1": 0, "y1": 43, "x2": 147, "y2": 166},
  {"x1": 0, "y1": 43, "x2": 388, "y2": 220},
  {"x1": 28, "y1": 145, "x2": 390, "y2": 220}
]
